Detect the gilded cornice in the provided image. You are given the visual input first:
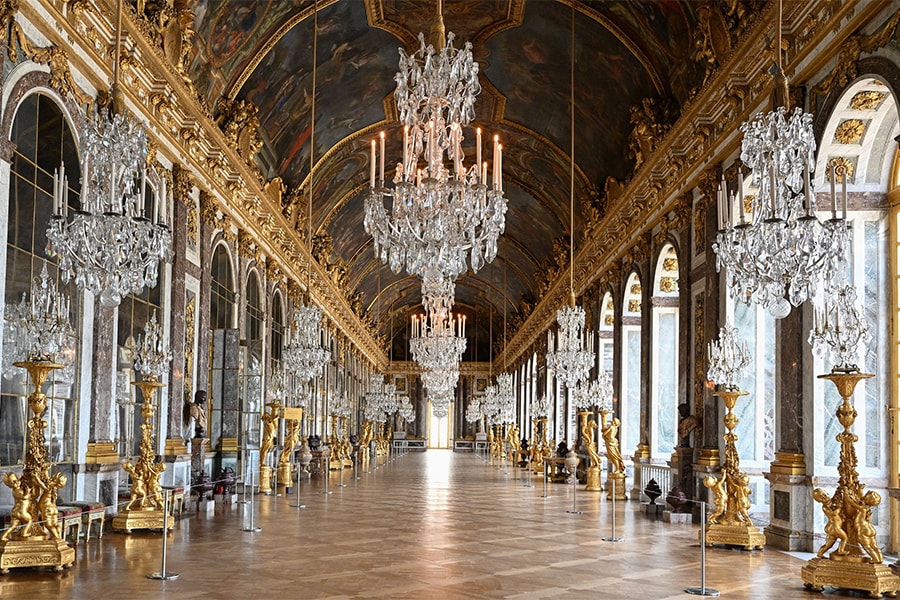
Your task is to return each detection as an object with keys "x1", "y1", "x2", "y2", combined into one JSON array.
[
  {"x1": 495, "y1": 0, "x2": 876, "y2": 369},
  {"x1": 26, "y1": 0, "x2": 387, "y2": 370}
]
